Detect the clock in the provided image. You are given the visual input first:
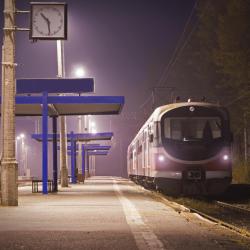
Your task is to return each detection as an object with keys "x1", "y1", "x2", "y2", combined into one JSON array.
[{"x1": 30, "y1": 2, "x2": 67, "y2": 40}]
